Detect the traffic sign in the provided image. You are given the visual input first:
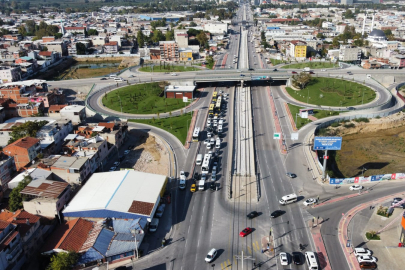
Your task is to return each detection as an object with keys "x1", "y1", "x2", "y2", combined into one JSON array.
[
  {"x1": 273, "y1": 133, "x2": 281, "y2": 139},
  {"x1": 183, "y1": 97, "x2": 188, "y2": 103}
]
